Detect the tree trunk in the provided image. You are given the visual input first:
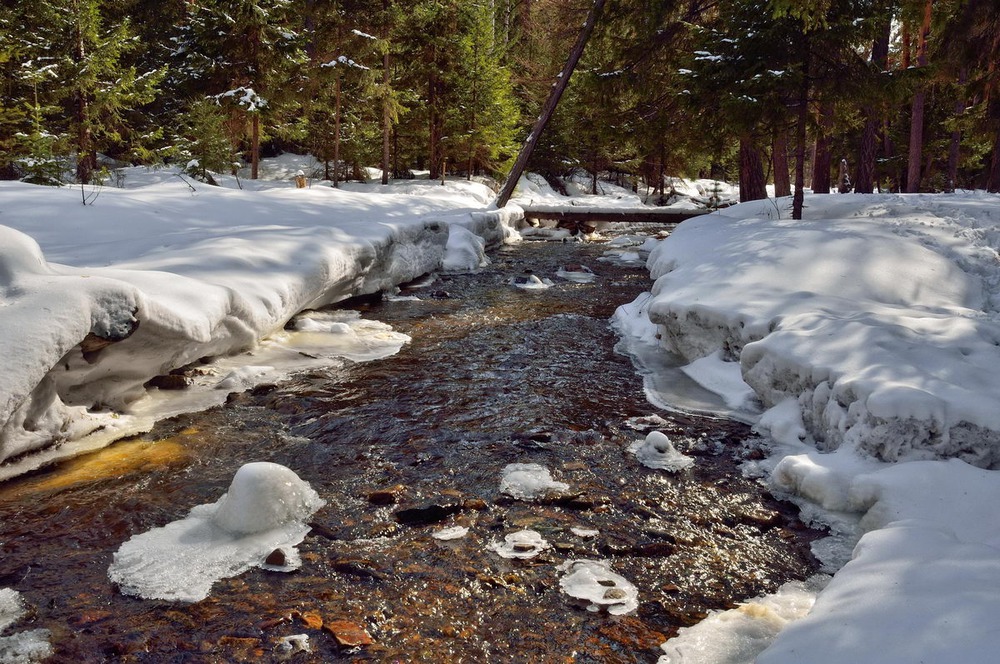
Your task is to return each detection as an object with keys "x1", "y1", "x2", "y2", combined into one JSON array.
[
  {"x1": 251, "y1": 114, "x2": 260, "y2": 180},
  {"x1": 811, "y1": 102, "x2": 833, "y2": 194},
  {"x1": 739, "y1": 138, "x2": 767, "y2": 202},
  {"x1": 856, "y1": 15, "x2": 891, "y2": 194},
  {"x1": 428, "y1": 71, "x2": 439, "y2": 180},
  {"x1": 989, "y1": 131, "x2": 1000, "y2": 193},
  {"x1": 73, "y1": 9, "x2": 93, "y2": 185},
  {"x1": 906, "y1": 0, "x2": 933, "y2": 193},
  {"x1": 946, "y1": 70, "x2": 967, "y2": 192},
  {"x1": 333, "y1": 76, "x2": 342, "y2": 188},
  {"x1": 381, "y1": 0, "x2": 391, "y2": 186},
  {"x1": 793, "y1": 34, "x2": 810, "y2": 220},
  {"x1": 494, "y1": 0, "x2": 608, "y2": 208},
  {"x1": 772, "y1": 127, "x2": 791, "y2": 197}
]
